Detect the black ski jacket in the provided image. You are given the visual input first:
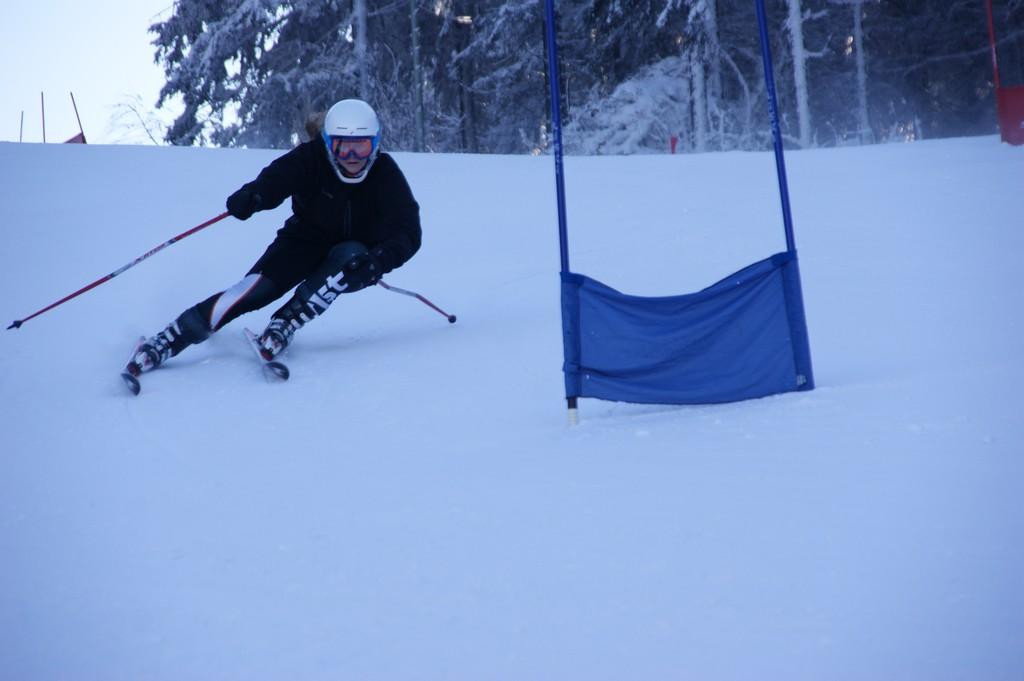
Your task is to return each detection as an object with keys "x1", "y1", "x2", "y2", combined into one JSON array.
[{"x1": 237, "y1": 140, "x2": 421, "y2": 273}]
